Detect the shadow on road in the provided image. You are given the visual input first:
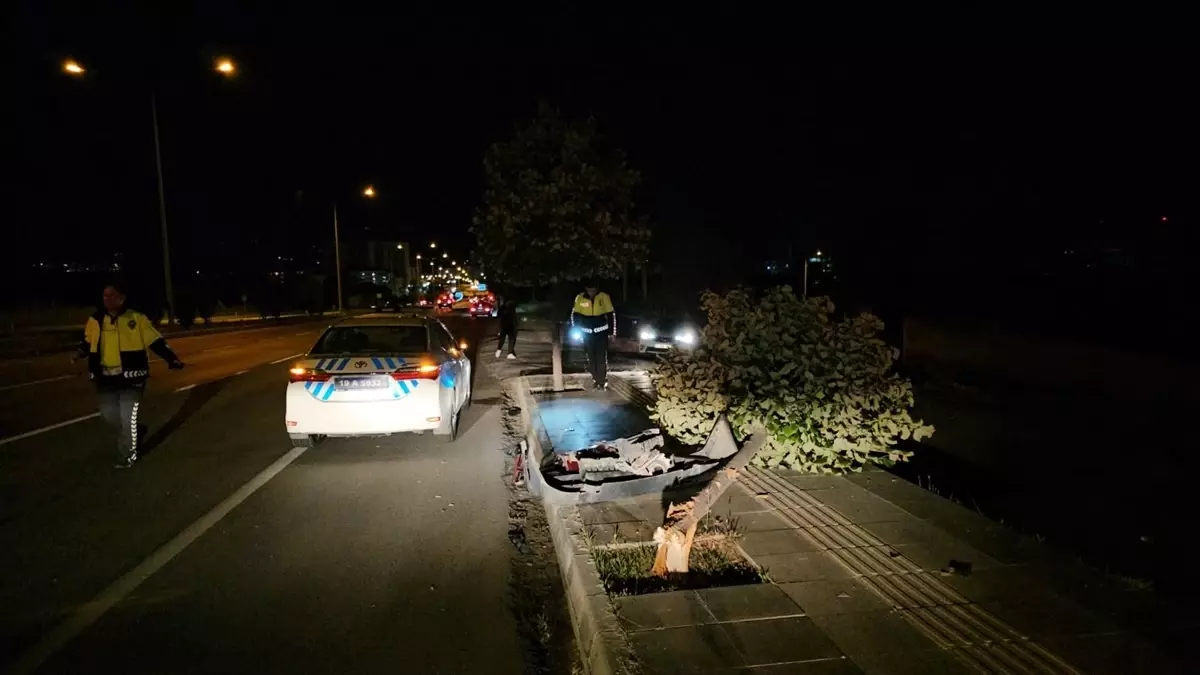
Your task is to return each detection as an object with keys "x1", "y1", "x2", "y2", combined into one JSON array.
[{"x1": 141, "y1": 380, "x2": 227, "y2": 457}]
